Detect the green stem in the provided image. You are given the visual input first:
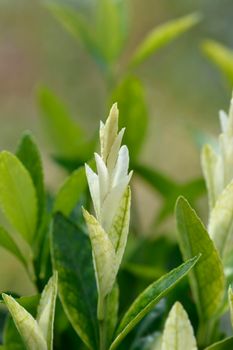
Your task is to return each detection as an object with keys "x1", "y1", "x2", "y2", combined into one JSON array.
[
  {"x1": 197, "y1": 318, "x2": 218, "y2": 349},
  {"x1": 98, "y1": 296, "x2": 108, "y2": 350}
]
